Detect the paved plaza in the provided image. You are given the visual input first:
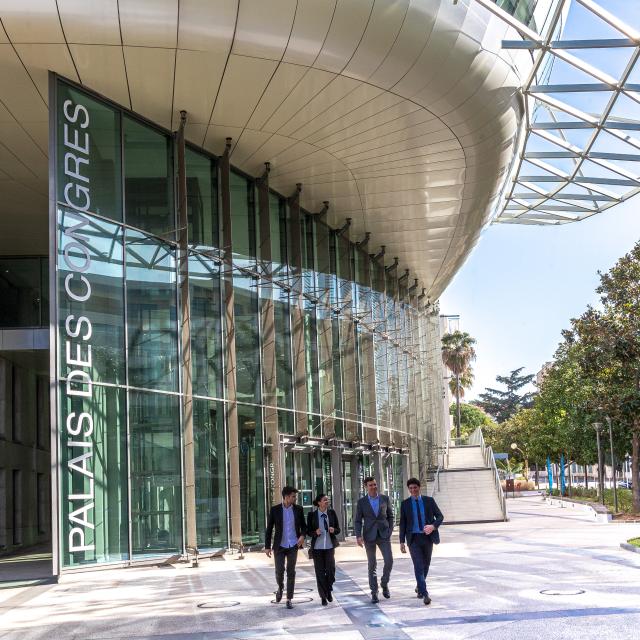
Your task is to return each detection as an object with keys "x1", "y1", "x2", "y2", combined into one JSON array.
[{"x1": 1, "y1": 496, "x2": 640, "y2": 640}]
